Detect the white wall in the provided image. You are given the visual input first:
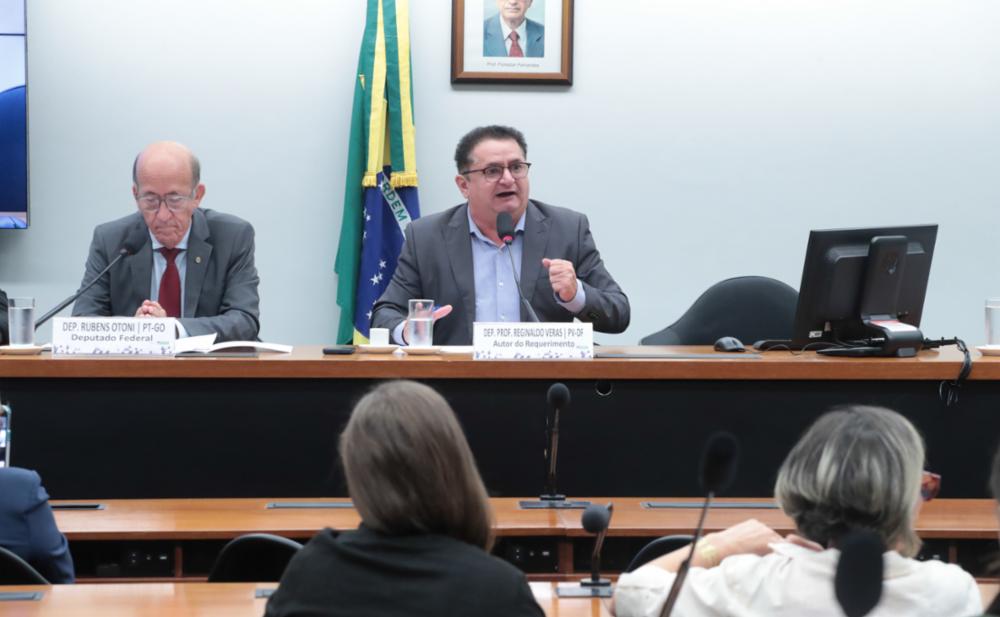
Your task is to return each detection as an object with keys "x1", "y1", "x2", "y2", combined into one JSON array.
[{"x1": 1, "y1": 0, "x2": 998, "y2": 346}]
